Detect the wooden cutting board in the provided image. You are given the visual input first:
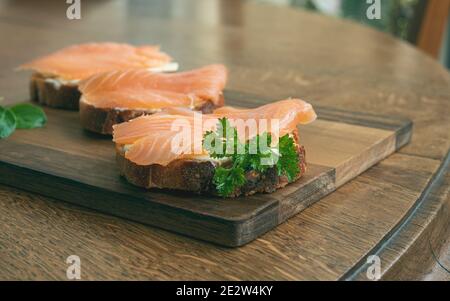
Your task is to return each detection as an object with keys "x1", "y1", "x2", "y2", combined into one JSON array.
[{"x1": 0, "y1": 91, "x2": 412, "y2": 247}]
